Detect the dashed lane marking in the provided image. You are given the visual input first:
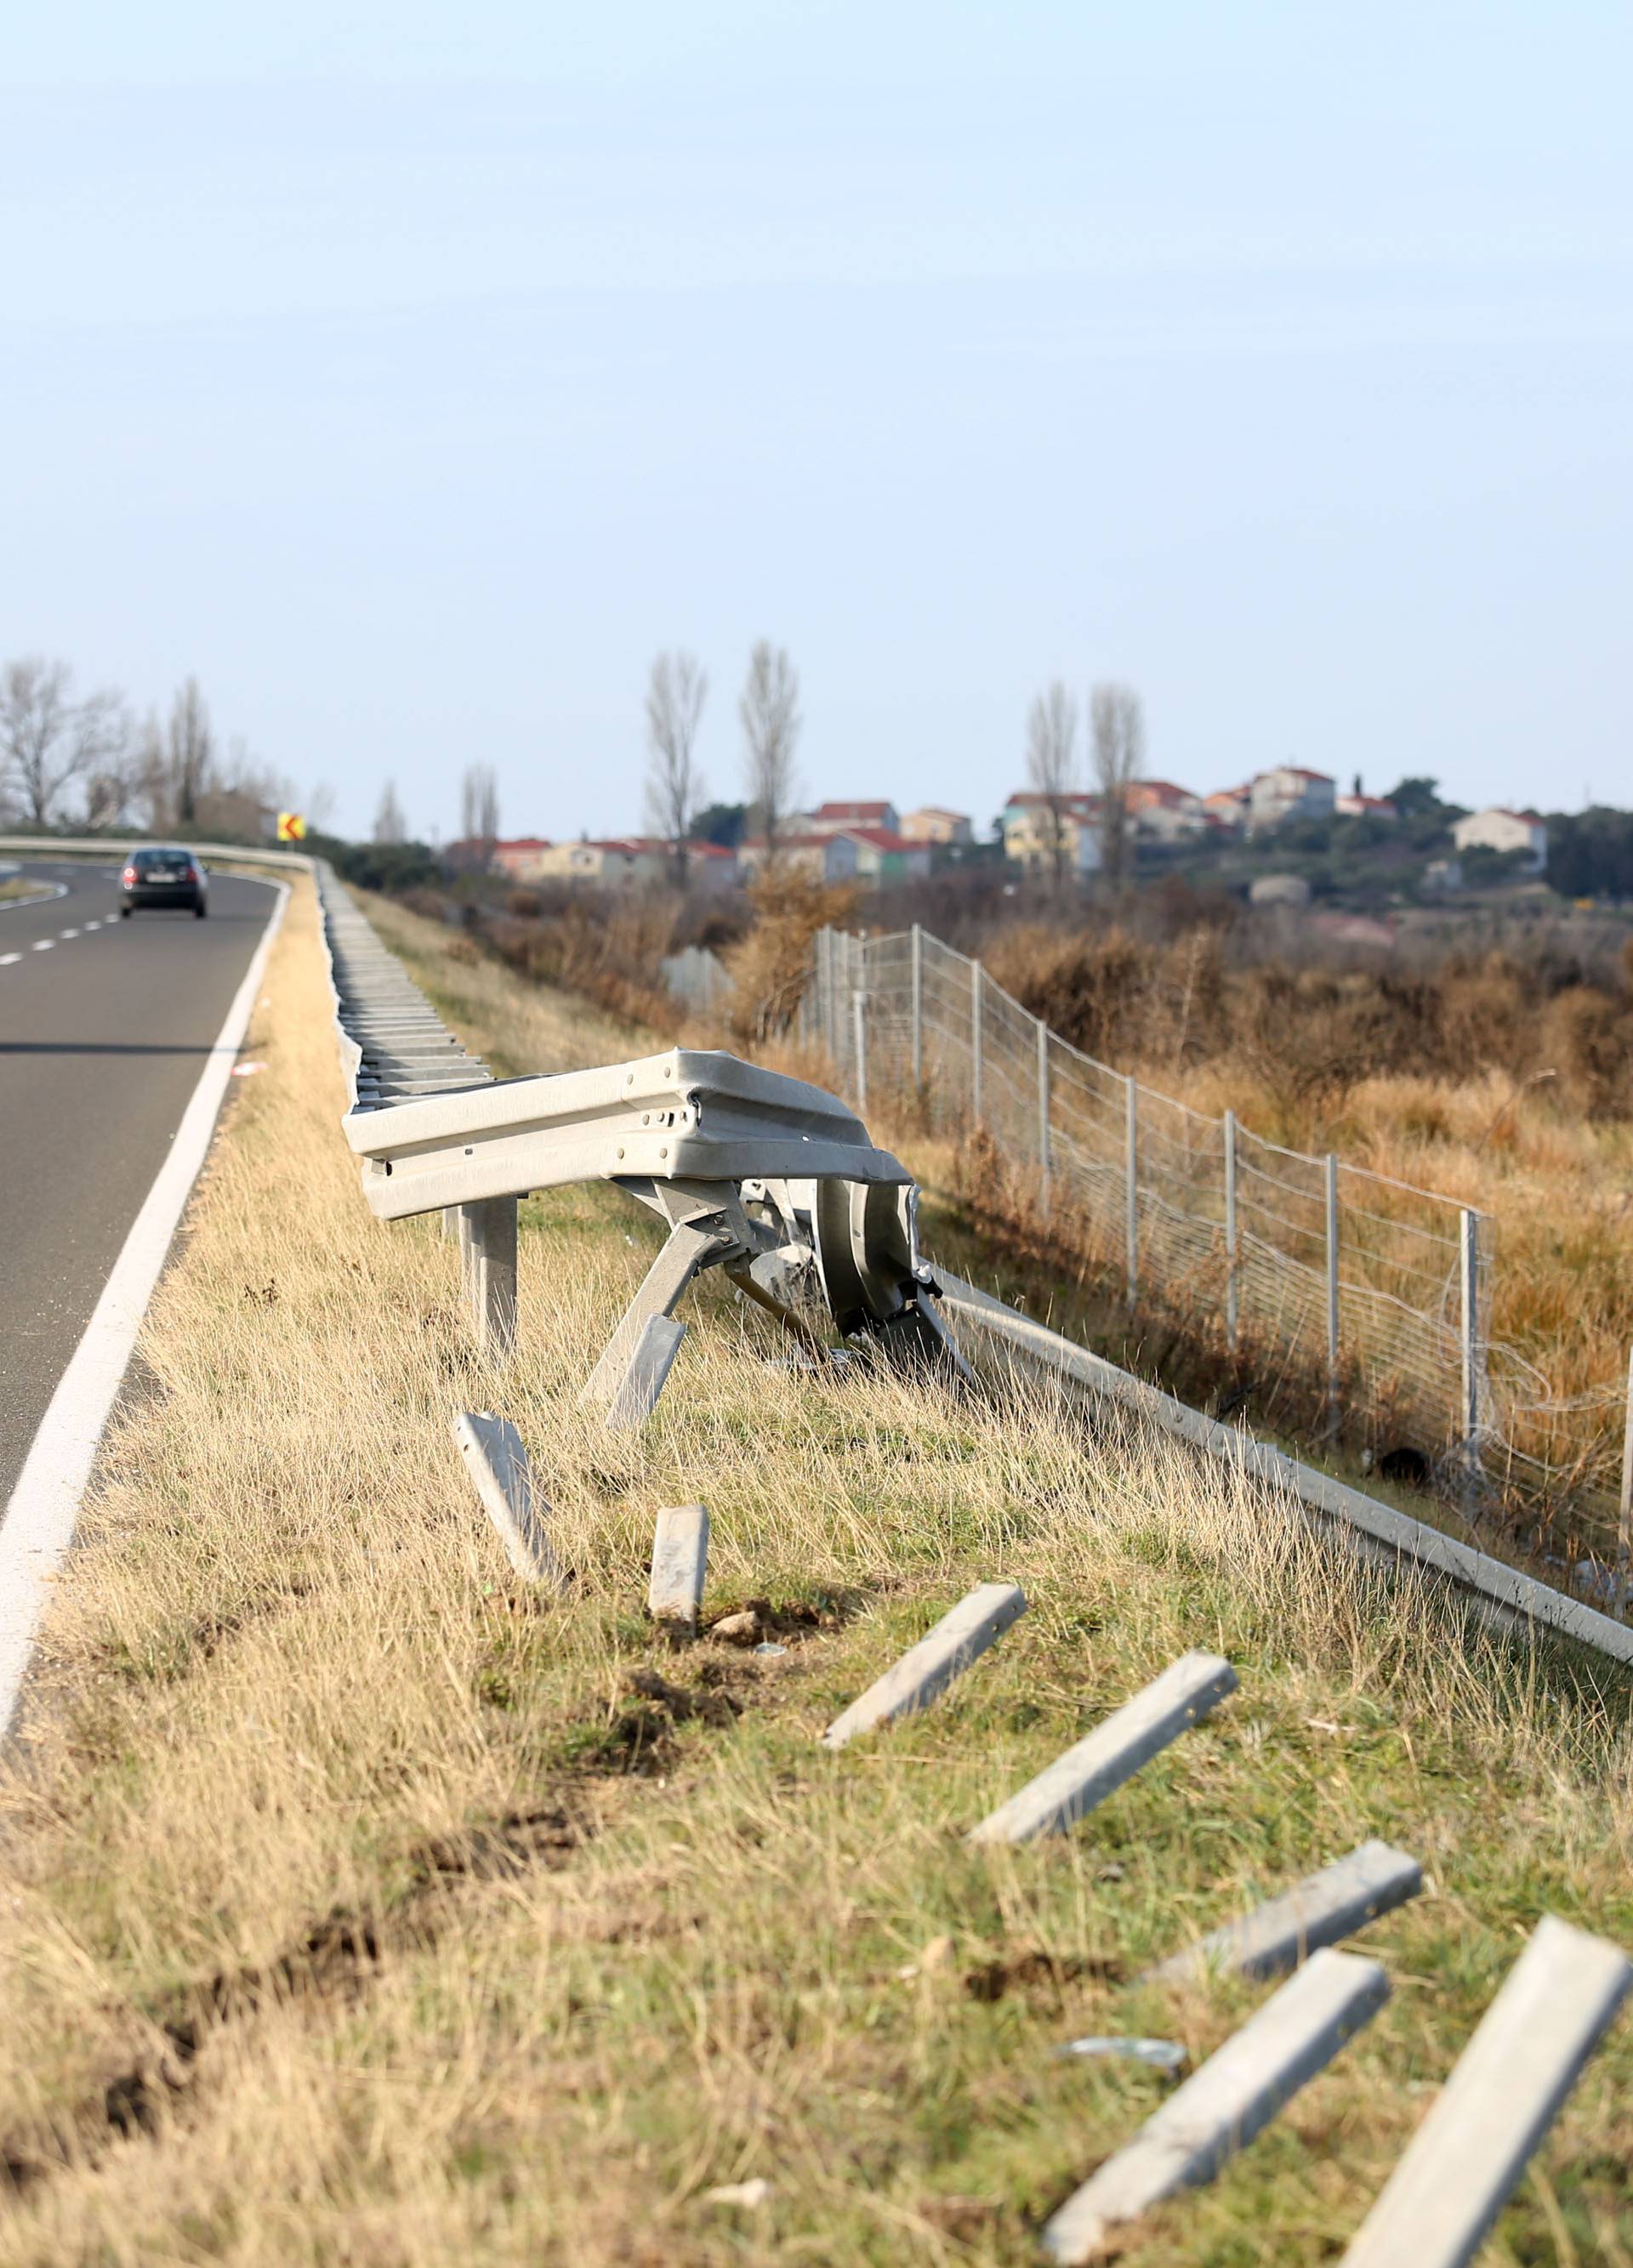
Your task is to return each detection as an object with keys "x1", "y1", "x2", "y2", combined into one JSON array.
[
  {"x1": 31, "y1": 939, "x2": 54, "y2": 952},
  {"x1": 0, "y1": 952, "x2": 19, "y2": 967}
]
